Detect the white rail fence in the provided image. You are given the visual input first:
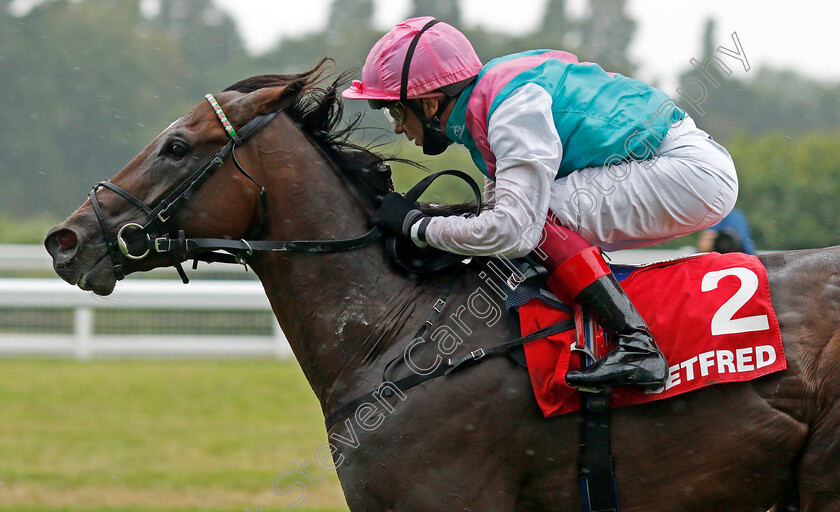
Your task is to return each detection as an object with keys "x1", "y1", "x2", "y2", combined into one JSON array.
[
  {"x1": 0, "y1": 244, "x2": 700, "y2": 359},
  {"x1": 0, "y1": 279, "x2": 291, "y2": 359}
]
